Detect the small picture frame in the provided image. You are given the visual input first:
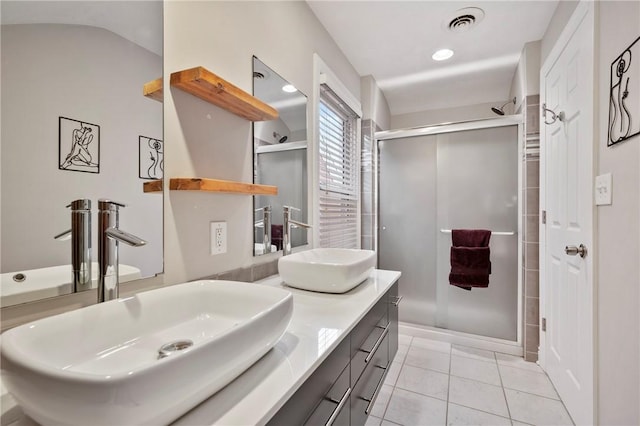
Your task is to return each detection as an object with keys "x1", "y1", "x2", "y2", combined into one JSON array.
[
  {"x1": 139, "y1": 136, "x2": 164, "y2": 180},
  {"x1": 58, "y1": 116, "x2": 100, "y2": 173},
  {"x1": 608, "y1": 36, "x2": 640, "y2": 146}
]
